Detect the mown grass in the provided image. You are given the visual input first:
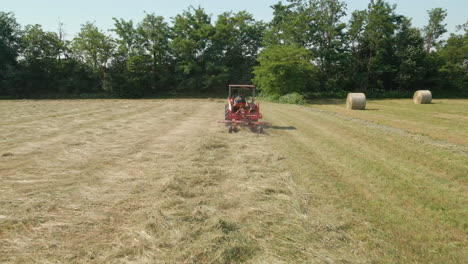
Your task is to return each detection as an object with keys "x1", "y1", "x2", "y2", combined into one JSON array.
[
  {"x1": 308, "y1": 98, "x2": 468, "y2": 146},
  {"x1": 263, "y1": 100, "x2": 467, "y2": 263},
  {"x1": 0, "y1": 99, "x2": 466, "y2": 263}
]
